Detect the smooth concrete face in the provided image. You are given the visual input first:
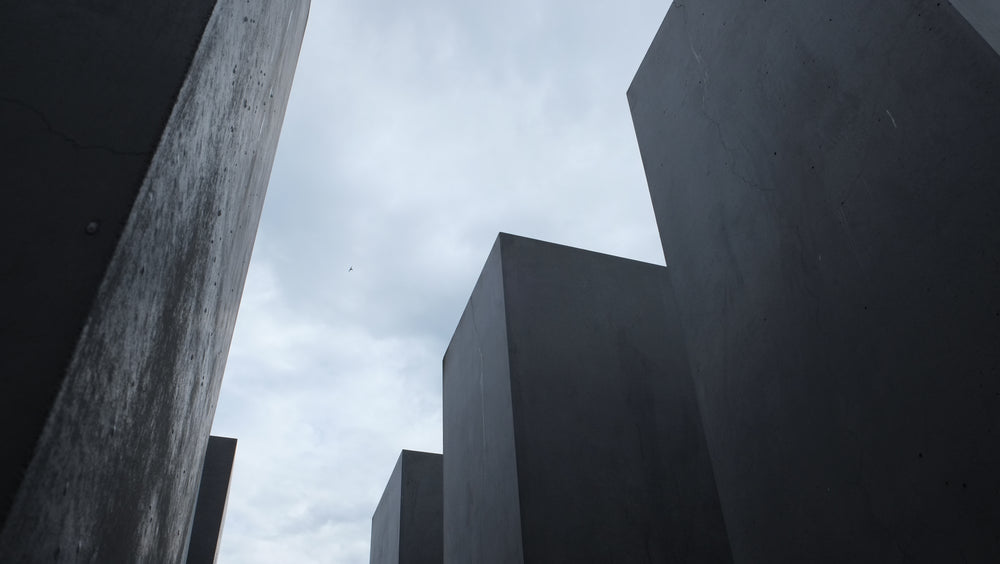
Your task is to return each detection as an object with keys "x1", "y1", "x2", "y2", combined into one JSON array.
[
  {"x1": 629, "y1": 1, "x2": 1000, "y2": 562},
  {"x1": 444, "y1": 233, "x2": 731, "y2": 564},
  {"x1": 186, "y1": 436, "x2": 237, "y2": 564},
  {"x1": 398, "y1": 452, "x2": 443, "y2": 564},
  {"x1": 371, "y1": 455, "x2": 403, "y2": 564},
  {"x1": 370, "y1": 450, "x2": 443, "y2": 564},
  {"x1": 443, "y1": 241, "x2": 524, "y2": 564},
  {"x1": 0, "y1": 1, "x2": 309, "y2": 561}
]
